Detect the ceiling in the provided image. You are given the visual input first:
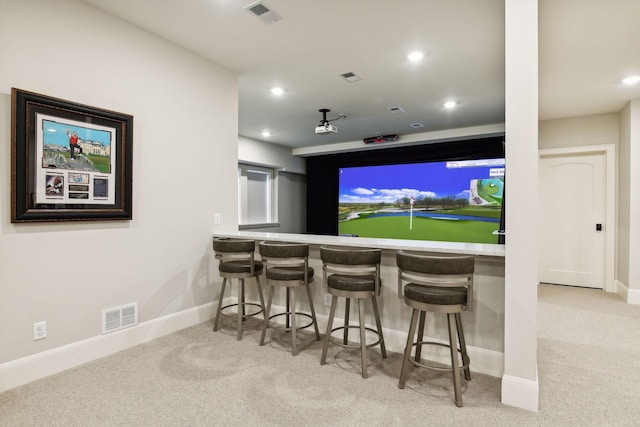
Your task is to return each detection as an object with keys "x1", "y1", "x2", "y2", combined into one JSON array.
[{"x1": 80, "y1": 0, "x2": 640, "y2": 149}]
